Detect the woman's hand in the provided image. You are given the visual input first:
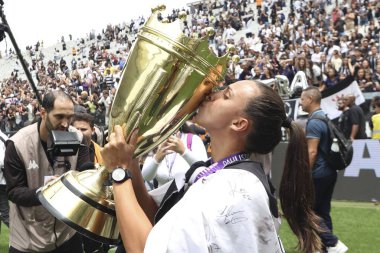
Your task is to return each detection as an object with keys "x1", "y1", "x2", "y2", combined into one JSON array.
[{"x1": 101, "y1": 126, "x2": 138, "y2": 171}]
